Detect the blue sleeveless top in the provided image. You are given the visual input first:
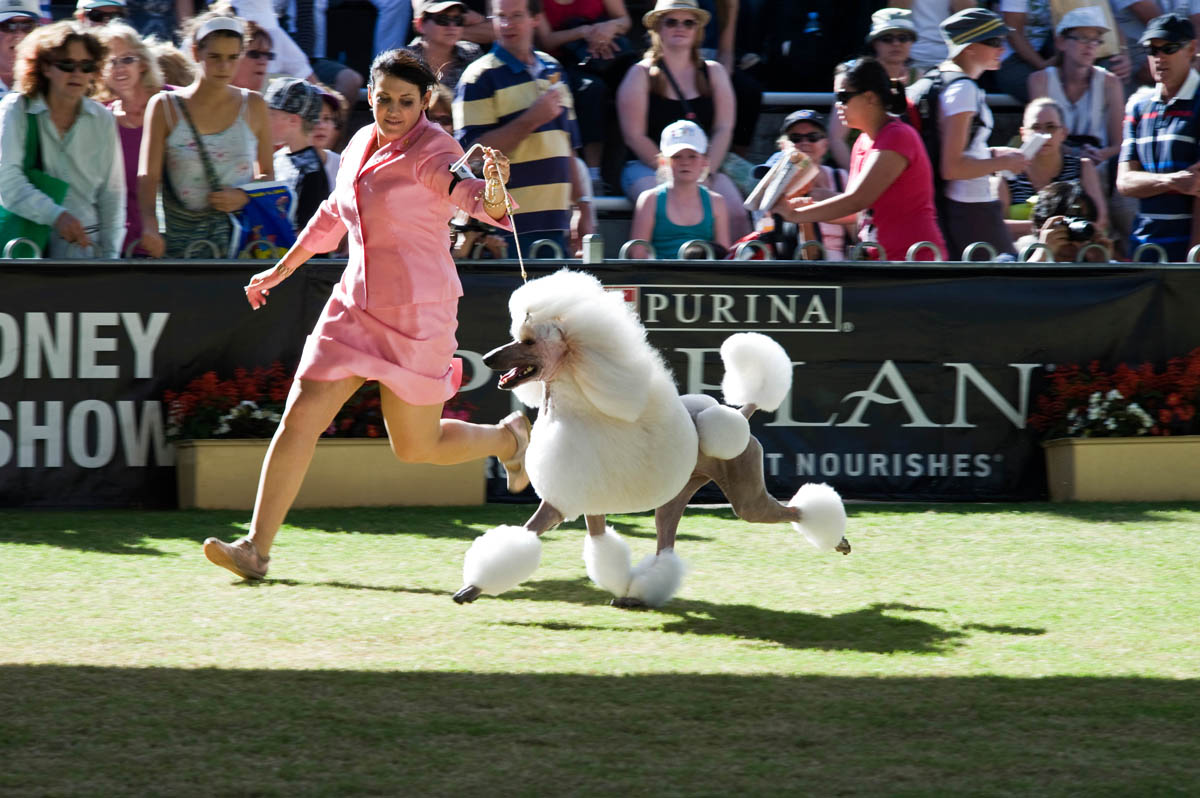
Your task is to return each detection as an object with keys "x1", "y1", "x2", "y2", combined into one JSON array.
[{"x1": 652, "y1": 184, "x2": 714, "y2": 258}]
